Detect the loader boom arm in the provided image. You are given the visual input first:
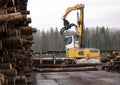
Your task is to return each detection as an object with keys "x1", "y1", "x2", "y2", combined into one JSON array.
[{"x1": 62, "y1": 4, "x2": 84, "y2": 48}]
